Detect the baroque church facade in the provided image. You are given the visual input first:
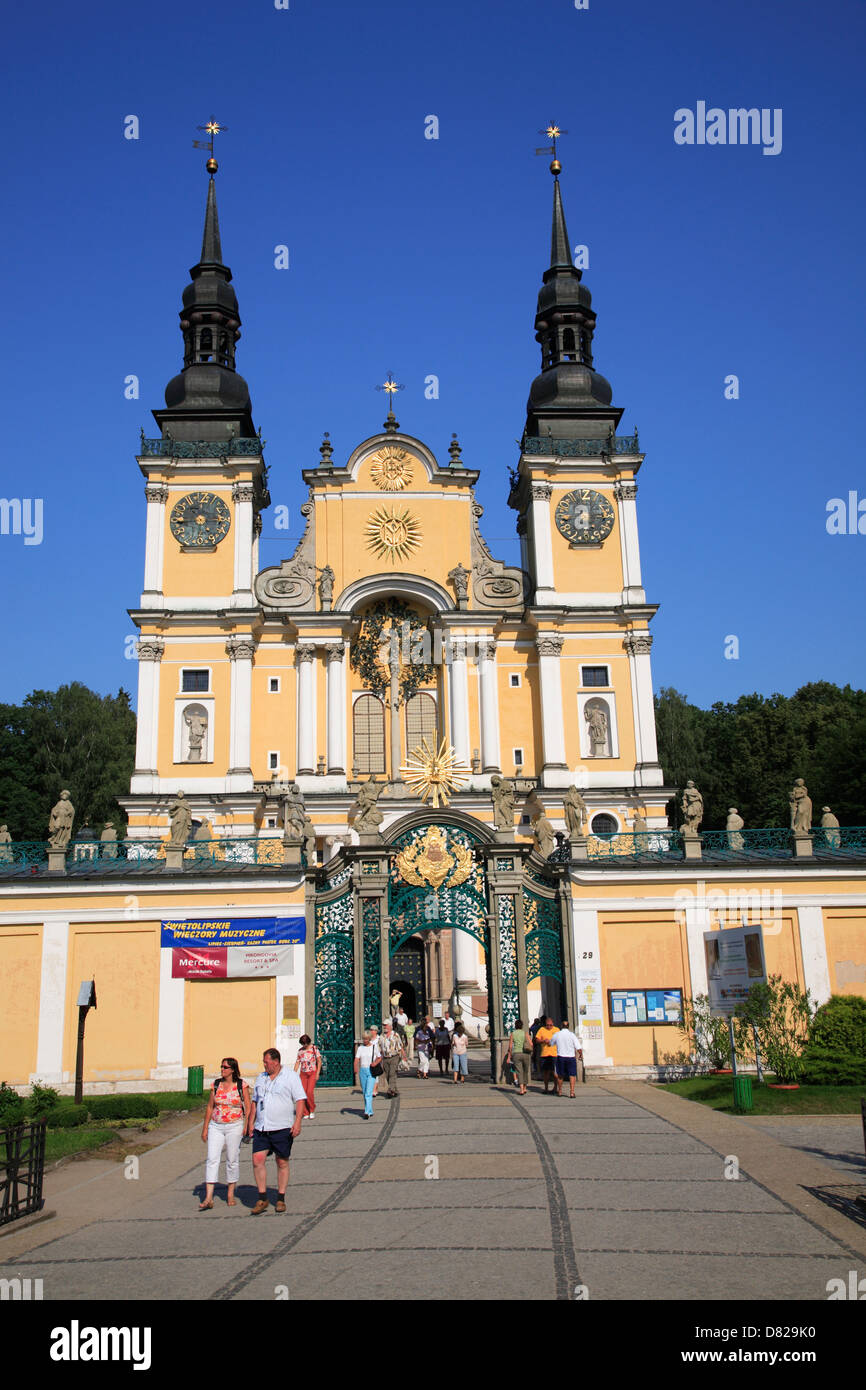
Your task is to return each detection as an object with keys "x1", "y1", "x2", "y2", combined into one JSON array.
[{"x1": 1, "y1": 155, "x2": 862, "y2": 1091}]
